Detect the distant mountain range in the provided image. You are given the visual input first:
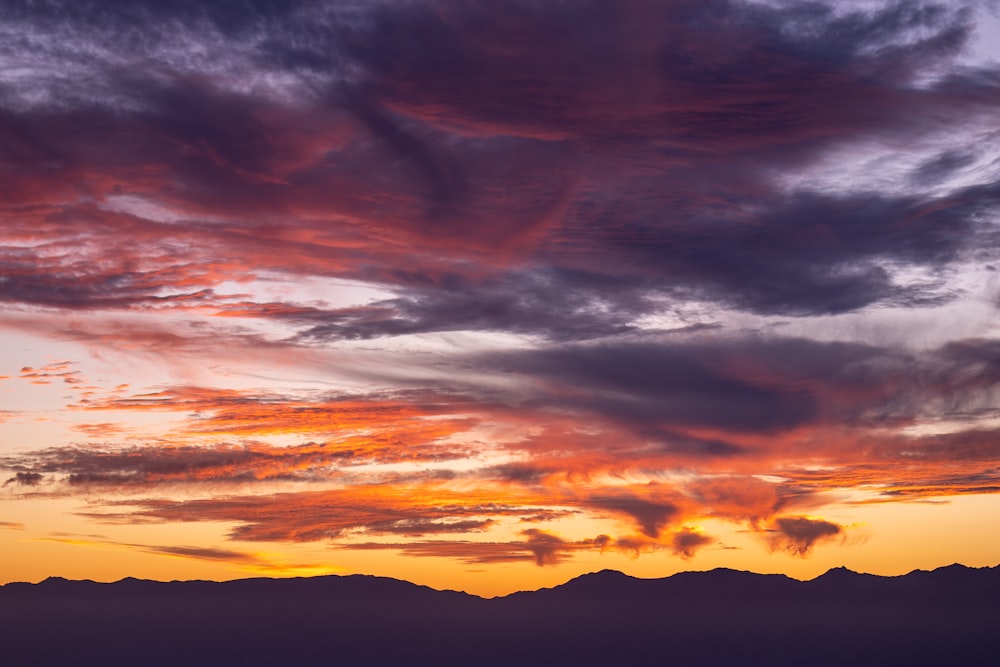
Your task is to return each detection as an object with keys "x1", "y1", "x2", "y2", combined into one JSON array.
[{"x1": 2, "y1": 565, "x2": 998, "y2": 666}]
